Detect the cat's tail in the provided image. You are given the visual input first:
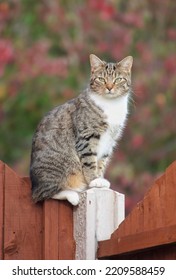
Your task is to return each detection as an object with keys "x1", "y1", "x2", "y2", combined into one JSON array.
[
  {"x1": 30, "y1": 170, "x2": 86, "y2": 203},
  {"x1": 31, "y1": 180, "x2": 59, "y2": 203}
]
